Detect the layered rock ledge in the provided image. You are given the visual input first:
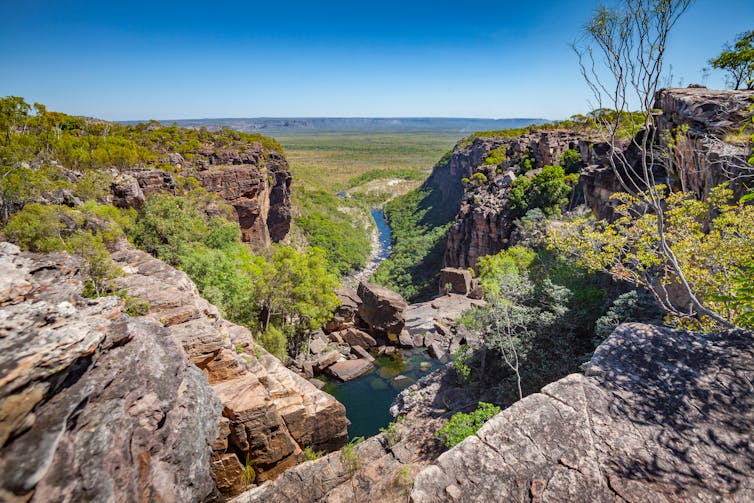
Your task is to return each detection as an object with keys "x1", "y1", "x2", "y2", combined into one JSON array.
[
  {"x1": 411, "y1": 323, "x2": 754, "y2": 502},
  {"x1": 0, "y1": 243, "x2": 221, "y2": 502},
  {"x1": 110, "y1": 242, "x2": 349, "y2": 496}
]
